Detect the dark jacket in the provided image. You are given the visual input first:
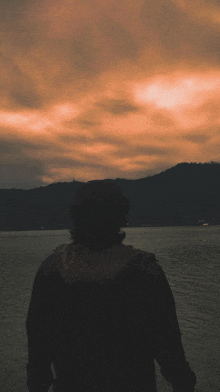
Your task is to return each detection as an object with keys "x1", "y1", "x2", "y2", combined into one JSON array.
[{"x1": 26, "y1": 243, "x2": 196, "y2": 392}]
